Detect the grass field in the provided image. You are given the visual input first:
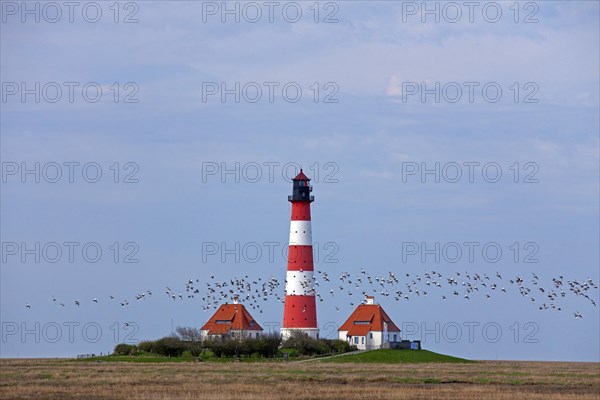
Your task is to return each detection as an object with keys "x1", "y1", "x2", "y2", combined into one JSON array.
[{"x1": 1, "y1": 355, "x2": 598, "y2": 399}]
